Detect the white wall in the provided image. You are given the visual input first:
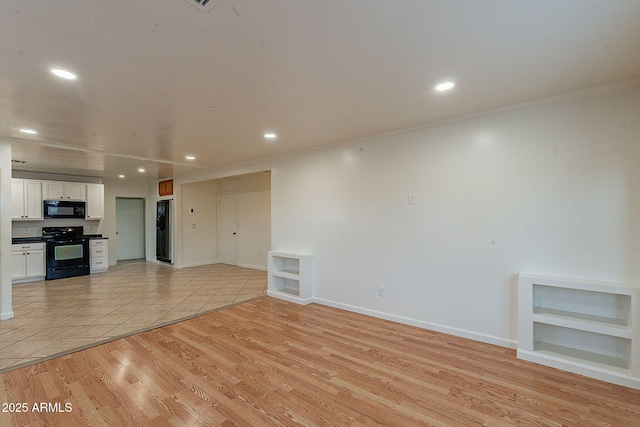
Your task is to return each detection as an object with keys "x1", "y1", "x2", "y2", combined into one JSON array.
[
  {"x1": 236, "y1": 191, "x2": 271, "y2": 270},
  {"x1": 181, "y1": 180, "x2": 218, "y2": 267},
  {"x1": 271, "y1": 87, "x2": 640, "y2": 347},
  {"x1": 0, "y1": 140, "x2": 14, "y2": 319},
  {"x1": 217, "y1": 171, "x2": 271, "y2": 193}
]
